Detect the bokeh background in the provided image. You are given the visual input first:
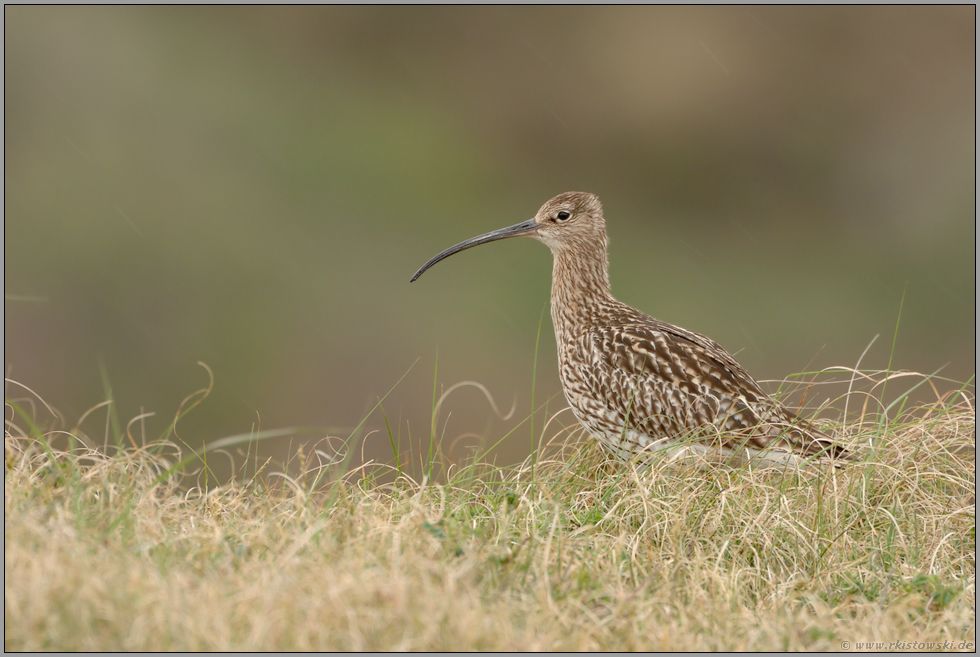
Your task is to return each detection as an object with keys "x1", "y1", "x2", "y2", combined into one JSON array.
[{"x1": 5, "y1": 7, "x2": 975, "y2": 474}]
